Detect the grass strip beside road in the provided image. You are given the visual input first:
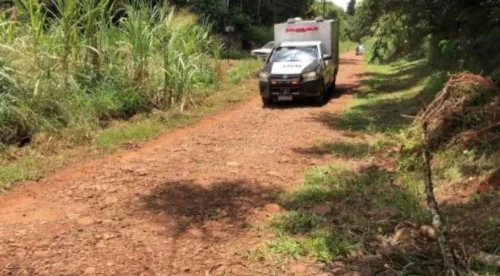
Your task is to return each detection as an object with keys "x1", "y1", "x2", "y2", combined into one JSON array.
[
  {"x1": 262, "y1": 59, "x2": 500, "y2": 274},
  {"x1": 0, "y1": 60, "x2": 261, "y2": 191}
]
